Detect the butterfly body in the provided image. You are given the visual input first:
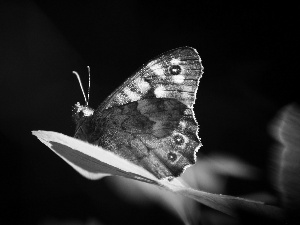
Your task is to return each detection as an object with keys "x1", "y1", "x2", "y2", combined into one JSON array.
[{"x1": 73, "y1": 47, "x2": 203, "y2": 179}]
